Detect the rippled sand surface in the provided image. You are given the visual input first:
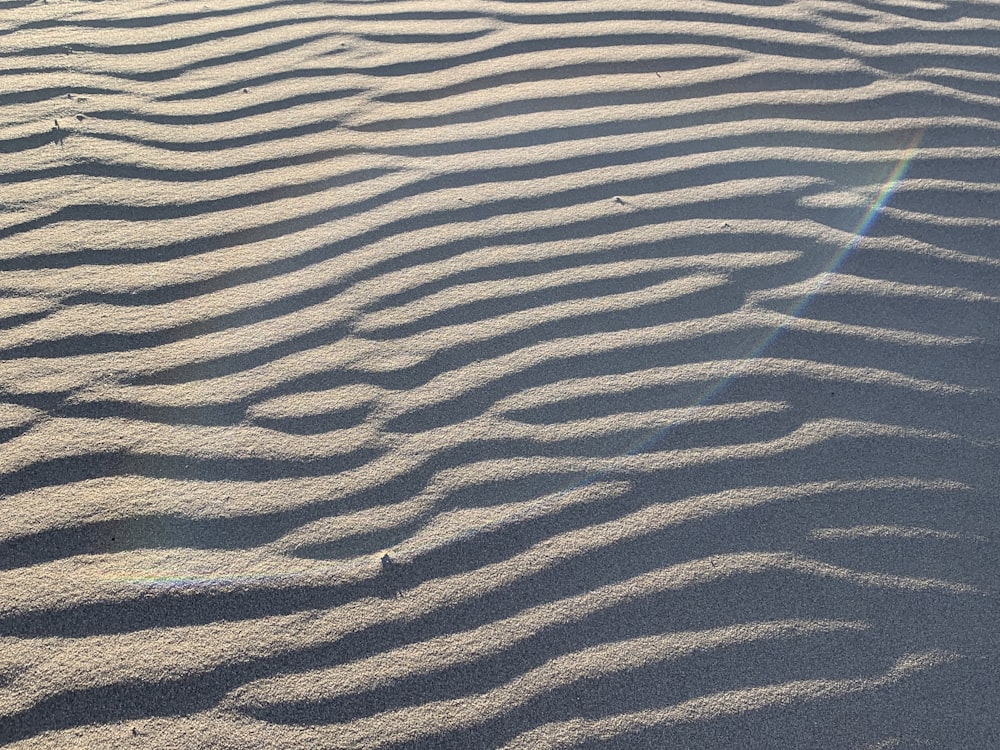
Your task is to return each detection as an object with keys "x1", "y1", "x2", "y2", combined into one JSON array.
[{"x1": 1, "y1": 0, "x2": 998, "y2": 747}]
